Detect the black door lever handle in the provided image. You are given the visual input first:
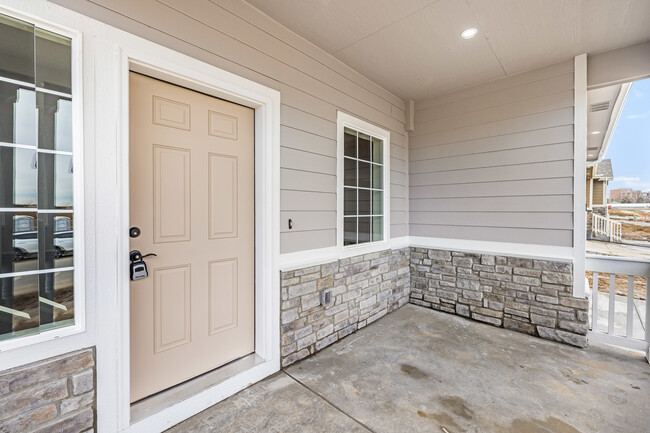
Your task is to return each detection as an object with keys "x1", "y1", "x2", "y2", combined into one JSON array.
[{"x1": 130, "y1": 250, "x2": 157, "y2": 262}]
